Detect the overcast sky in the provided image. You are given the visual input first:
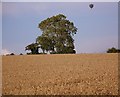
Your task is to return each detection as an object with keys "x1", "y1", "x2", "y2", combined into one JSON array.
[{"x1": 2, "y1": 2, "x2": 118, "y2": 54}]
